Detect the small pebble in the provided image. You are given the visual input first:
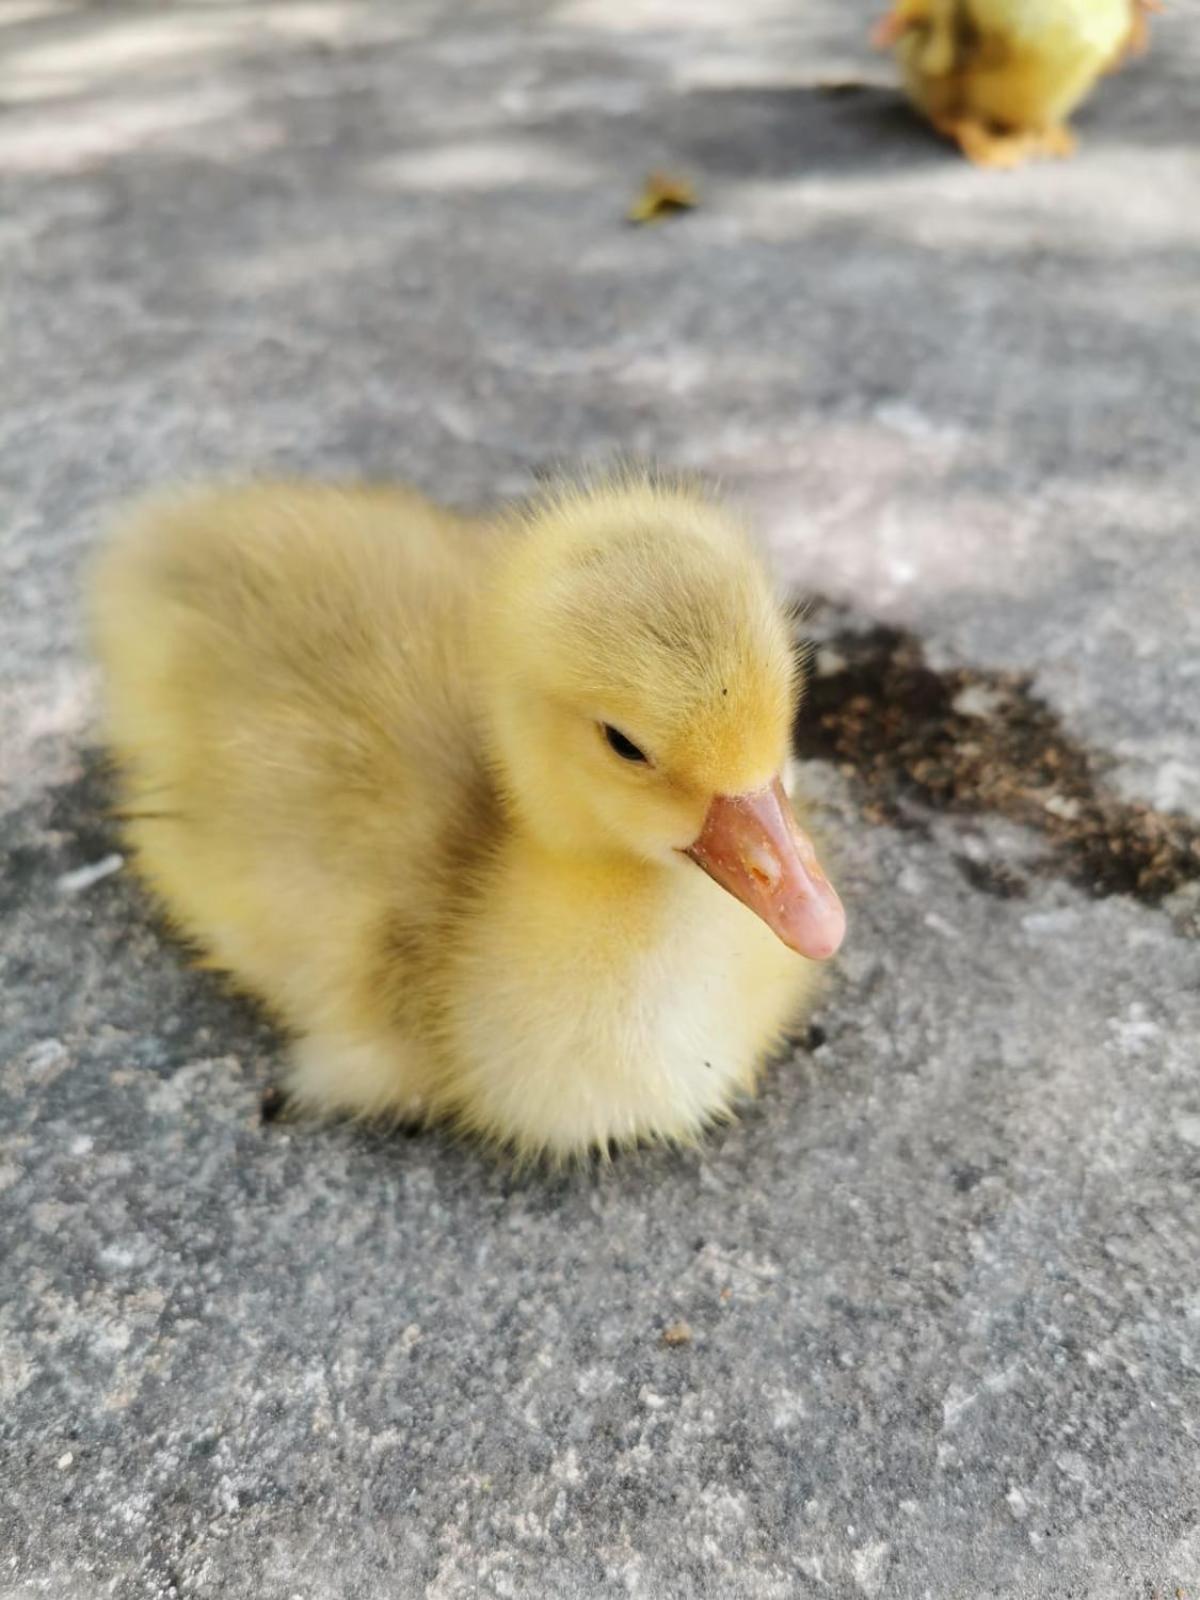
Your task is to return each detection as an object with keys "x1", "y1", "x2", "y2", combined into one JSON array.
[{"x1": 662, "y1": 1320, "x2": 692, "y2": 1347}]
